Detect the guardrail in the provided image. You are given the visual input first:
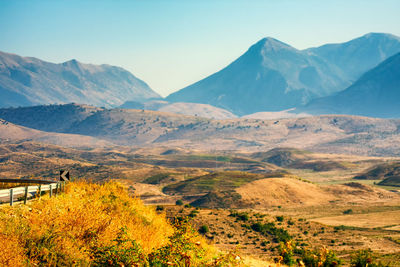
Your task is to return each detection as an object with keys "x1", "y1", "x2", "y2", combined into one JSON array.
[{"x1": 0, "y1": 181, "x2": 66, "y2": 206}]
